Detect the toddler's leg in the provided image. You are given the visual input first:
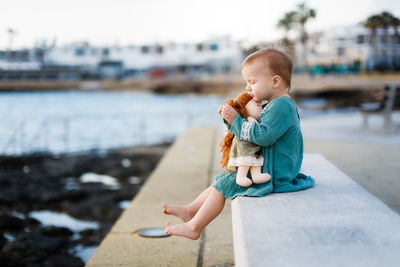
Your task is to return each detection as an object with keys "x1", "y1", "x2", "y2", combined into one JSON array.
[
  {"x1": 161, "y1": 186, "x2": 213, "y2": 222},
  {"x1": 236, "y1": 165, "x2": 253, "y2": 187},
  {"x1": 165, "y1": 187, "x2": 226, "y2": 240},
  {"x1": 250, "y1": 166, "x2": 271, "y2": 184}
]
